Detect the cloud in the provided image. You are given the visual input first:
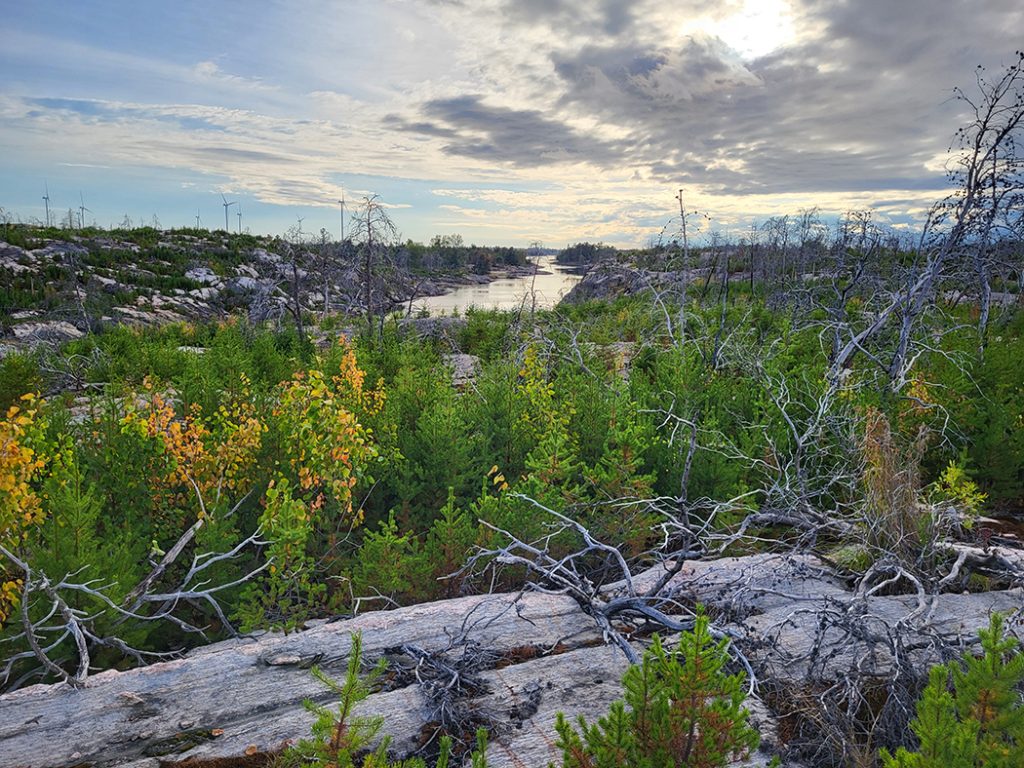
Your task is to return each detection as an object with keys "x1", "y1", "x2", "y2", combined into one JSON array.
[
  {"x1": 192, "y1": 61, "x2": 275, "y2": 92},
  {"x1": 517, "y1": 0, "x2": 1020, "y2": 196},
  {"x1": 2, "y1": 0, "x2": 1022, "y2": 243},
  {"x1": 391, "y1": 95, "x2": 623, "y2": 167}
]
